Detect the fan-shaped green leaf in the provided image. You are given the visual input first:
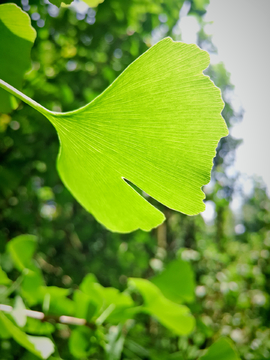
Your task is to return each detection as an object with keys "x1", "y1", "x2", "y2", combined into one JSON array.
[
  {"x1": 129, "y1": 278, "x2": 195, "y2": 335},
  {"x1": 0, "y1": 38, "x2": 228, "y2": 232},
  {"x1": 47, "y1": 38, "x2": 227, "y2": 232},
  {"x1": 0, "y1": 3, "x2": 36, "y2": 114}
]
